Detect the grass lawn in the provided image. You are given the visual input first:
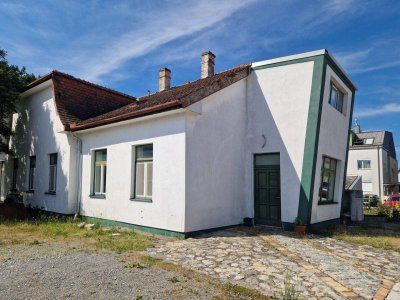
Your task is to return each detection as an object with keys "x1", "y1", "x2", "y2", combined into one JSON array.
[
  {"x1": 0, "y1": 216, "x2": 155, "y2": 253},
  {"x1": 0, "y1": 216, "x2": 269, "y2": 300},
  {"x1": 320, "y1": 224, "x2": 400, "y2": 253}
]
